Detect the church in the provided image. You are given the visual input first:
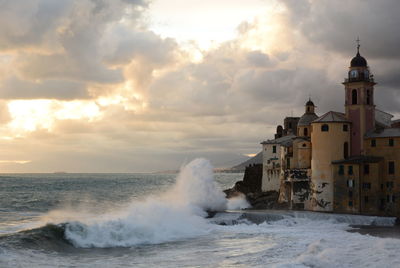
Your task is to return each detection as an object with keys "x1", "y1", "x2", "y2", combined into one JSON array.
[{"x1": 261, "y1": 44, "x2": 400, "y2": 217}]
